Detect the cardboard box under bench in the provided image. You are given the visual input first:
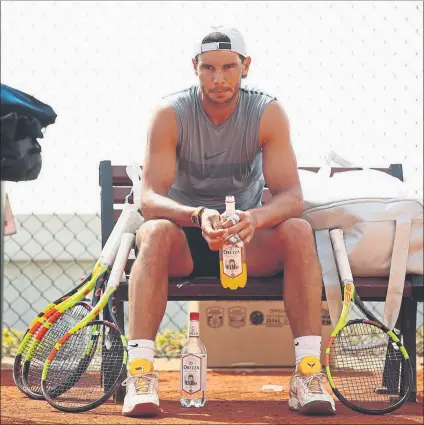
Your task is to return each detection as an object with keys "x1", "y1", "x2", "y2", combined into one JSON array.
[{"x1": 188, "y1": 300, "x2": 333, "y2": 368}]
